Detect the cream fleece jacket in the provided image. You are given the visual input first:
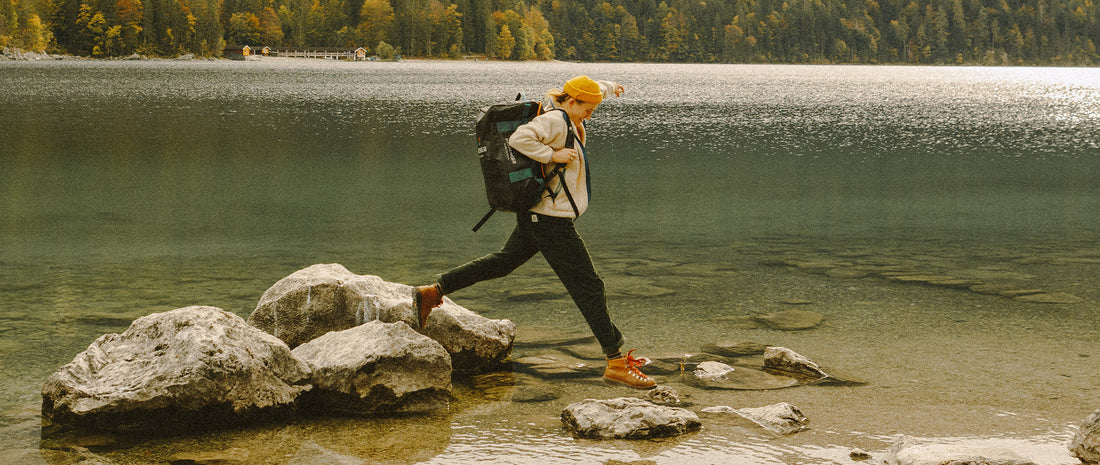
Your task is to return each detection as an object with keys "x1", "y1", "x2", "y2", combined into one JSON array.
[{"x1": 506, "y1": 80, "x2": 618, "y2": 218}]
